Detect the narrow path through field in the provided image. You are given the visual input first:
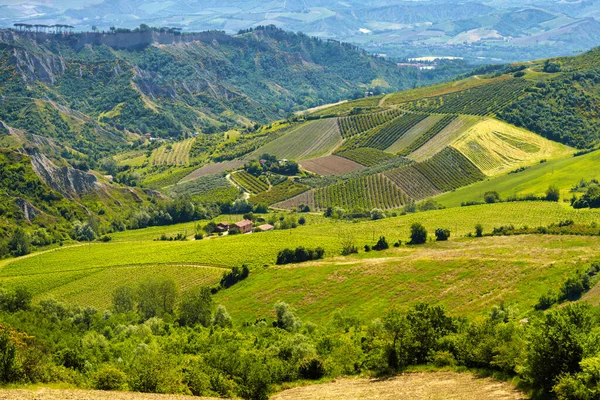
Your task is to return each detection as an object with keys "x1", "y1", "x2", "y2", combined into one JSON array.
[{"x1": 272, "y1": 372, "x2": 526, "y2": 400}]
